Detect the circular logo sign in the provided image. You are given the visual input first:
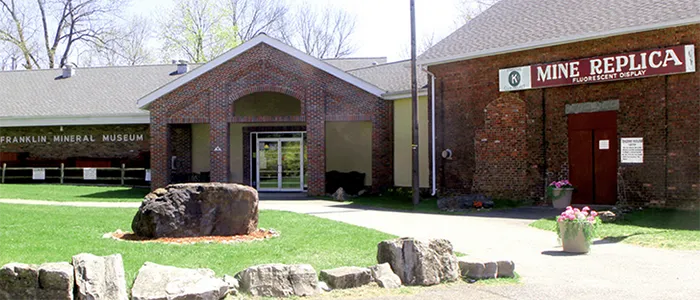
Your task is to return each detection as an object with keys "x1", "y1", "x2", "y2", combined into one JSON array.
[{"x1": 508, "y1": 71, "x2": 521, "y2": 87}]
